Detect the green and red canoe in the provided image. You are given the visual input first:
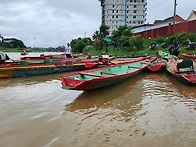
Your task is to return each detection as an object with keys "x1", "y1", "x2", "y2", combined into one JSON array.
[
  {"x1": 61, "y1": 57, "x2": 154, "y2": 90},
  {"x1": 0, "y1": 60, "x2": 87, "y2": 78},
  {"x1": 158, "y1": 51, "x2": 196, "y2": 84}
]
